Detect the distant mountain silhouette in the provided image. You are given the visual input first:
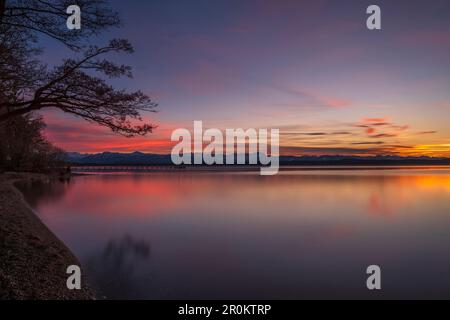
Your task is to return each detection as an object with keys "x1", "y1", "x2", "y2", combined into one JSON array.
[
  {"x1": 66, "y1": 152, "x2": 450, "y2": 166},
  {"x1": 67, "y1": 151, "x2": 172, "y2": 165}
]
